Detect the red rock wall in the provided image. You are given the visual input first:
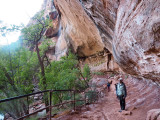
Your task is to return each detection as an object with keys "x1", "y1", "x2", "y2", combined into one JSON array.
[
  {"x1": 54, "y1": 0, "x2": 104, "y2": 58},
  {"x1": 113, "y1": 0, "x2": 160, "y2": 82},
  {"x1": 81, "y1": 0, "x2": 160, "y2": 82},
  {"x1": 45, "y1": 0, "x2": 160, "y2": 83},
  {"x1": 81, "y1": 0, "x2": 119, "y2": 52}
]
